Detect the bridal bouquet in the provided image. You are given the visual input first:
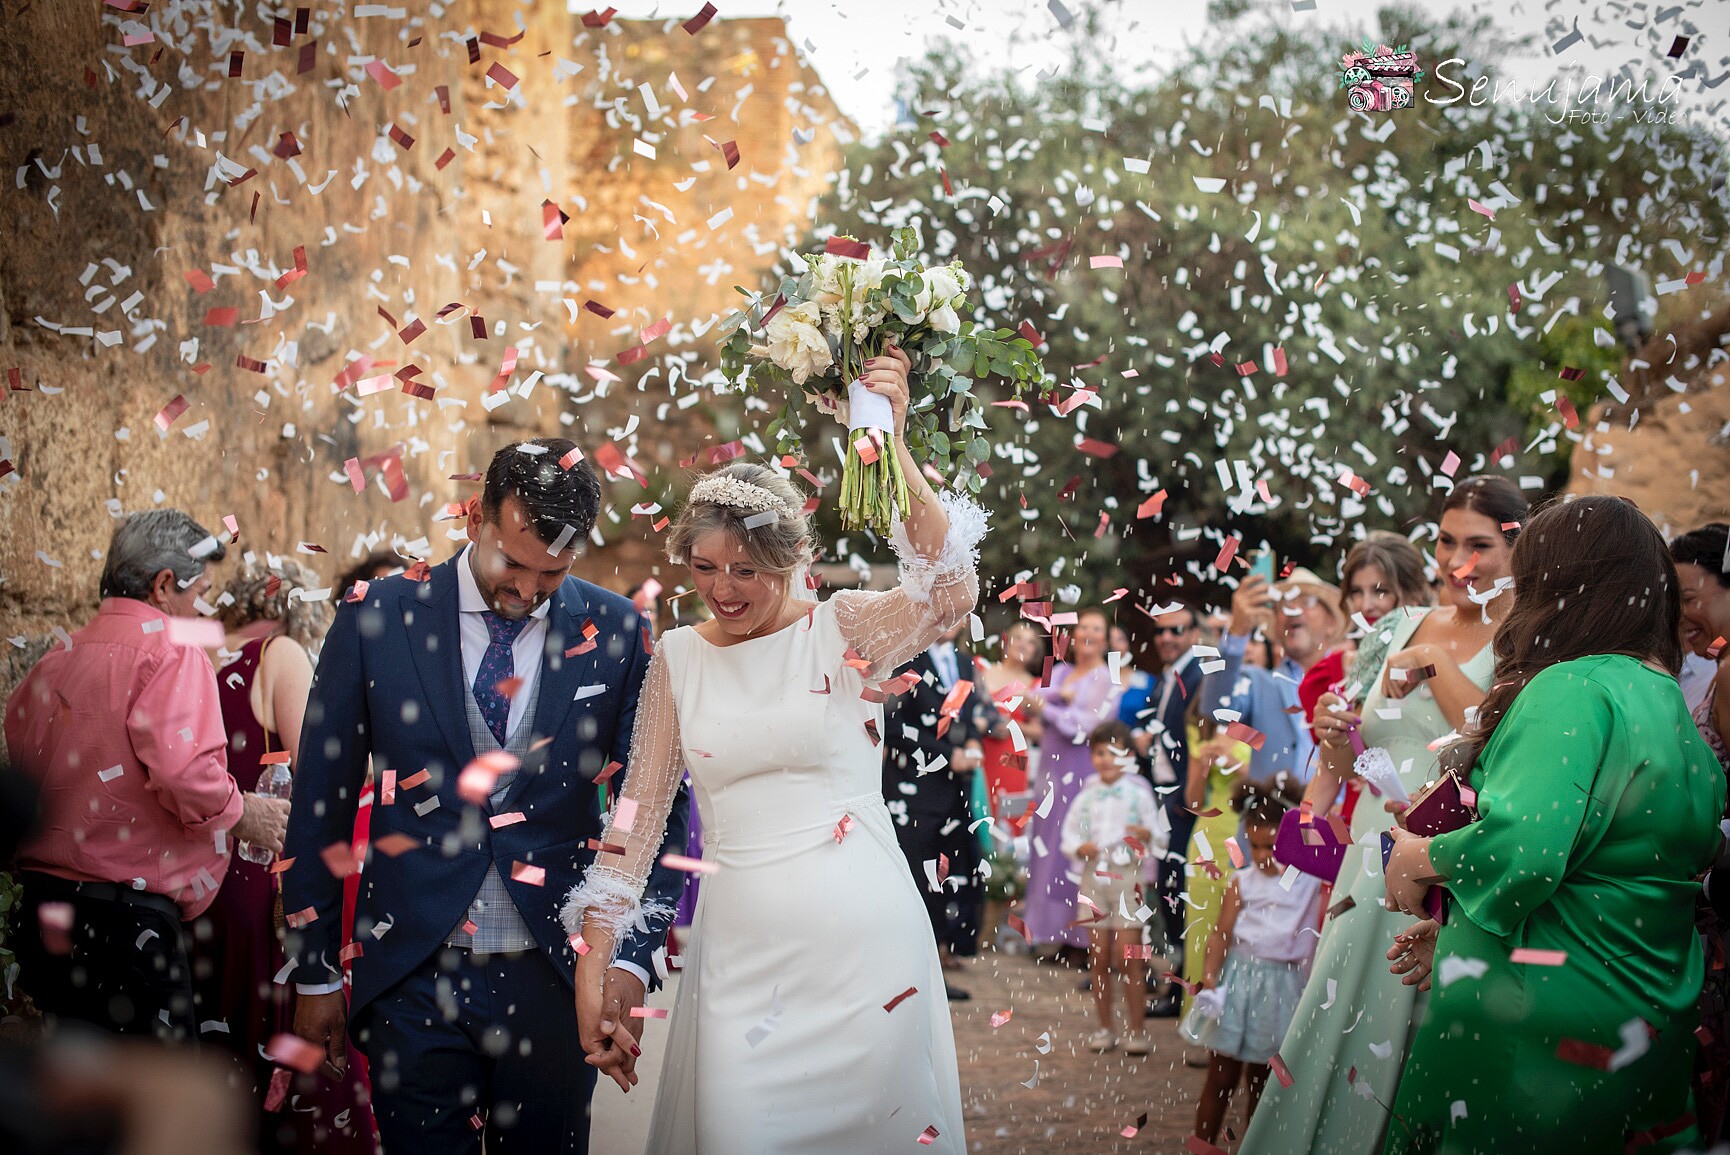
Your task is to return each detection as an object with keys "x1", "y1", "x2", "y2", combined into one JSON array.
[{"x1": 719, "y1": 226, "x2": 1044, "y2": 535}]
